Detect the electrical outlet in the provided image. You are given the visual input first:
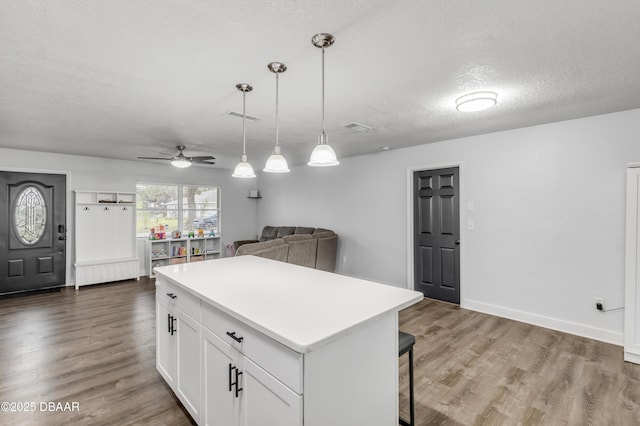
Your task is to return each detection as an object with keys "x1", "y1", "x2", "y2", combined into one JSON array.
[
  {"x1": 341, "y1": 255, "x2": 347, "y2": 264},
  {"x1": 594, "y1": 297, "x2": 604, "y2": 311}
]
